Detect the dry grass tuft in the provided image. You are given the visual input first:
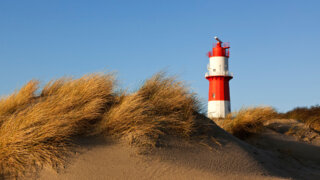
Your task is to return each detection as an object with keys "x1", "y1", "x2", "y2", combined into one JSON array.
[
  {"x1": 0, "y1": 80, "x2": 38, "y2": 118},
  {"x1": 281, "y1": 105, "x2": 320, "y2": 132},
  {"x1": 97, "y1": 72, "x2": 201, "y2": 148},
  {"x1": 0, "y1": 72, "x2": 202, "y2": 178},
  {"x1": 219, "y1": 106, "x2": 277, "y2": 139},
  {"x1": 0, "y1": 74, "x2": 115, "y2": 179}
]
